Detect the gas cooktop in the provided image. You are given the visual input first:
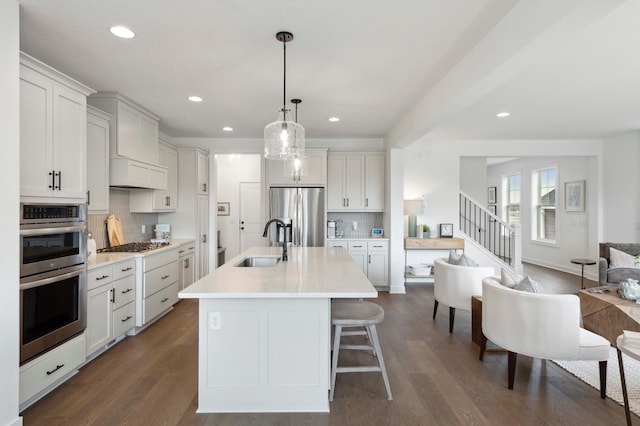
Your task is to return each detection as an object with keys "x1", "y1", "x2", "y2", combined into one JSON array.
[{"x1": 97, "y1": 241, "x2": 171, "y2": 253}]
